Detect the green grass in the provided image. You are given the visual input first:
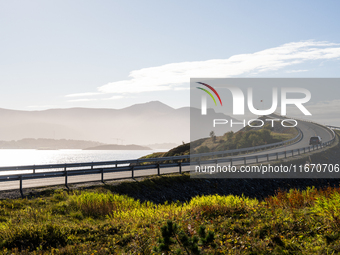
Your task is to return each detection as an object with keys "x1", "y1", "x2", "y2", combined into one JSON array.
[
  {"x1": 271, "y1": 130, "x2": 297, "y2": 141},
  {"x1": 140, "y1": 124, "x2": 298, "y2": 162},
  {"x1": 0, "y1": 185, "x2": 340, "y2": 254}
]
